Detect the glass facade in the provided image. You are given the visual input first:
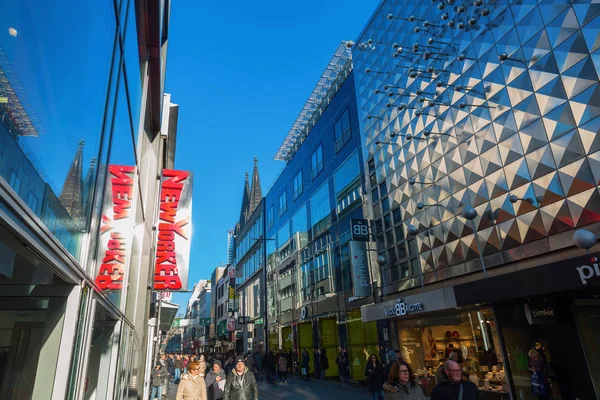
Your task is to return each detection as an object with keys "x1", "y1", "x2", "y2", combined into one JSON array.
[
  {"x1": 0, "y1": 0, "x2": 142, "y2": 266},
  {"x1": 310, "y1": 182, "x2": 332, "y2": 237},
  {"x1": 353, "y1": 0, "x2": 600, "y2": 288}
]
